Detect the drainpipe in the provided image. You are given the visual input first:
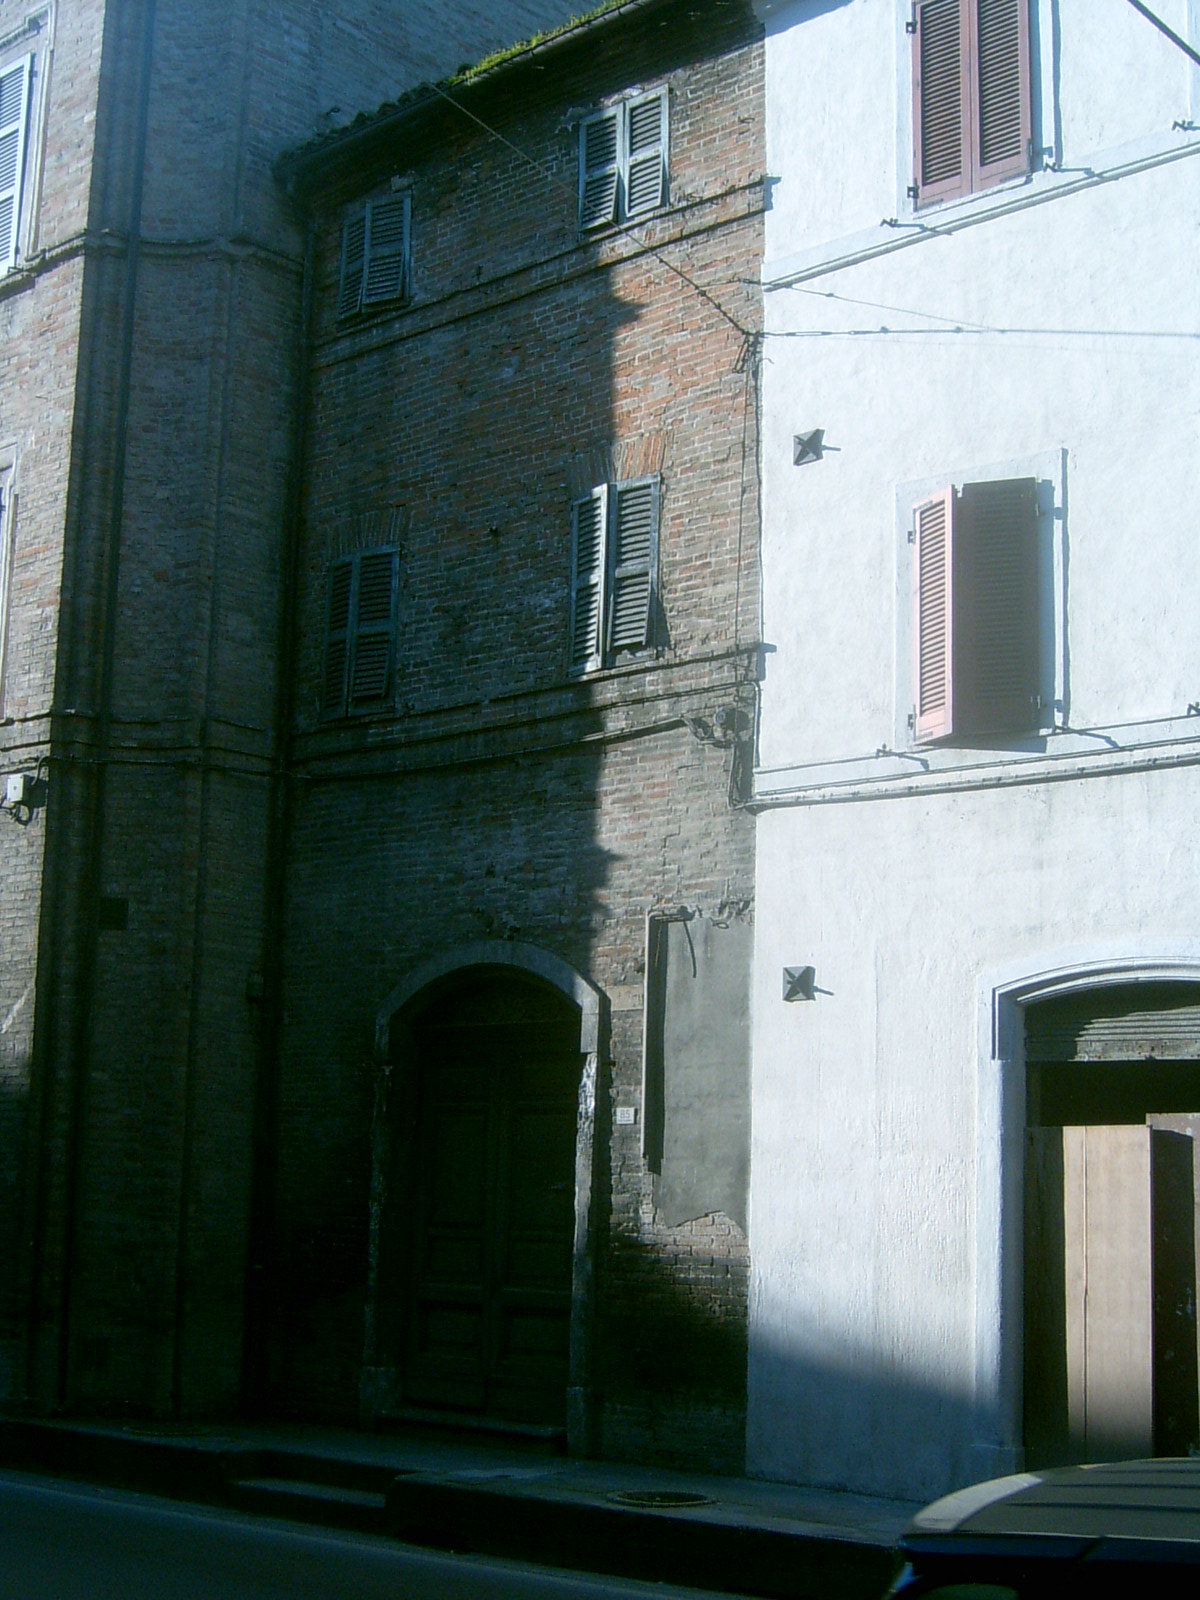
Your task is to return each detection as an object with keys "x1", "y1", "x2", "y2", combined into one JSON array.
[
  {"x1": 241, "y1": 208, "x2": 316, "y2": 1413},
  {"x1": 55, "y1": 0, "x2": 158, "y2": 1405}
]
